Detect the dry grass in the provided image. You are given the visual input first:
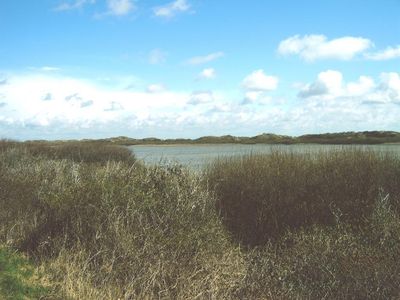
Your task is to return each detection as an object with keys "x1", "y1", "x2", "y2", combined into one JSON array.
[
  {"x1": 206, "y1": 149, "x2": 400, "y2": 245},
  {"x1": 1, "y1": 141, "x2": 400, "y2": 299},
  {"x1": 0, "y1": 141, "x2": 245, "y2": 299}
]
